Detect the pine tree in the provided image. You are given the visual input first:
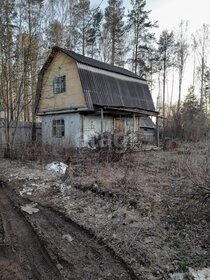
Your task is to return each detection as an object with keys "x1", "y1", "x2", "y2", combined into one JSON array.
[
  {"x1": 181, "y1": 87, "x2": 208, "y2": 141},
  {"x1": 64, "y1": 0, "x2": 81, "y2": 50},
  {"x1": 0, "y1": 0, "x2": 44, "y2": 153},
  {"x1": 0, "y1": 0, "x2": 17, "y2": 122},
  {"x1": 73, "y1": 0, "x2": 91, "y2": 55},
  {"x1": 86, "y1": 10, "x2": 103, "y2": 58},
  {"x1": 175, "y1": 21, "x2": 189, "y2": 115},
  {"x1": 128, "y1": 0, "x2": 157, "y2": 75},
  {"x1": 158, "y1": 30, "x2": 175, "y2": 129},
  {"x1": 194, "y1": 24, "x2": 210, "y2": 108},
  {"x1": 47, "y1": 20, "x2": 64, "y2": 46},
  {"x1": 19, "y1": 0, "x2": 44, "y2": 122},
  {"x1": 104, "y1": 0, "x2": 125, "y2": 65}
]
